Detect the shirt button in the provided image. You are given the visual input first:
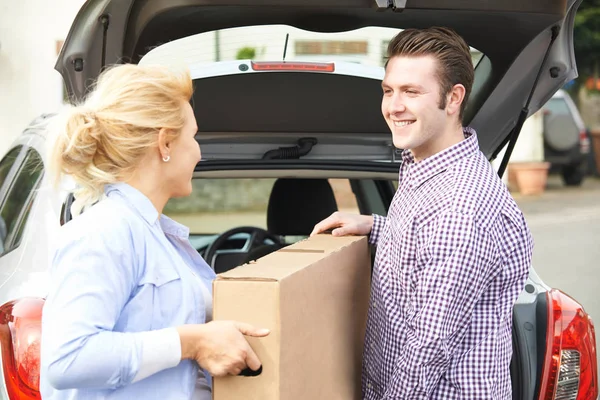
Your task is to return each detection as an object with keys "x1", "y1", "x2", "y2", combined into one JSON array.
[
  {"x1": 367, "y1": 383, "x2": 373, "y2": 389},
  {"x1": 373, "y1": 301, "x2": 377, "y2": 308}
]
